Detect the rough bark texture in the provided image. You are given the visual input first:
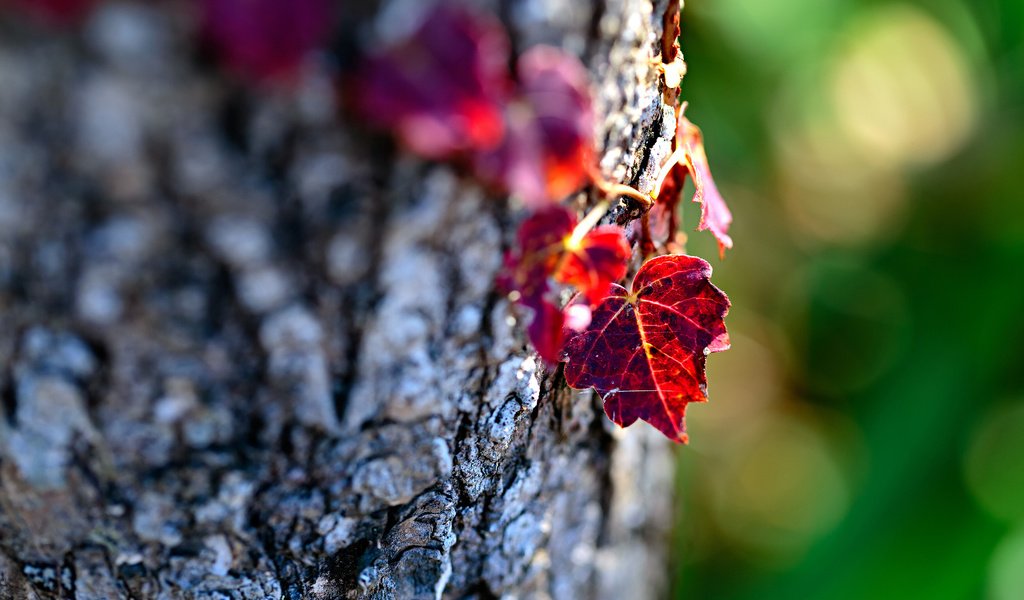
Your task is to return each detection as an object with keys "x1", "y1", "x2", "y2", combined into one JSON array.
[{"x1": 0, "y1": 0, "x2": 678, "y2": 597}]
